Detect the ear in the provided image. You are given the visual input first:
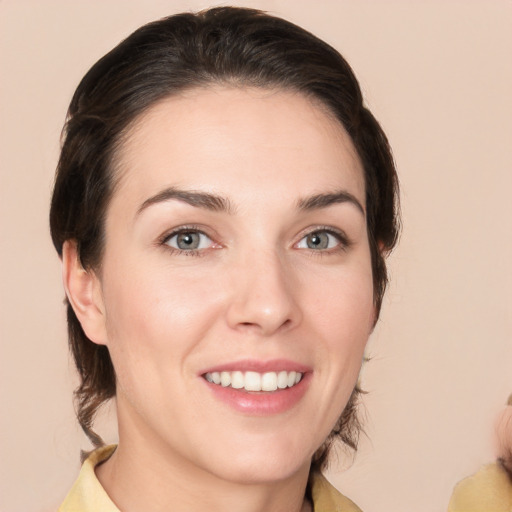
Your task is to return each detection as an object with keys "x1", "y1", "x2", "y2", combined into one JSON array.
[{"x1": 62, "y1": 240, "x2": 108, "y2": 345}]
